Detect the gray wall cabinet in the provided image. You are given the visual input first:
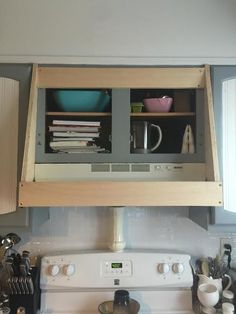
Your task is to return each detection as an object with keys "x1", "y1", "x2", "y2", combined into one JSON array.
[
  {"x1": 211, "y1": 66, "x2": 236, "y2": 225},
  {"x1": 190, "y1": 66, "x2": 236, "y2": 229},
  {"x1": 0, "y1": 64, "x2": 31, "y2": 226}
]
